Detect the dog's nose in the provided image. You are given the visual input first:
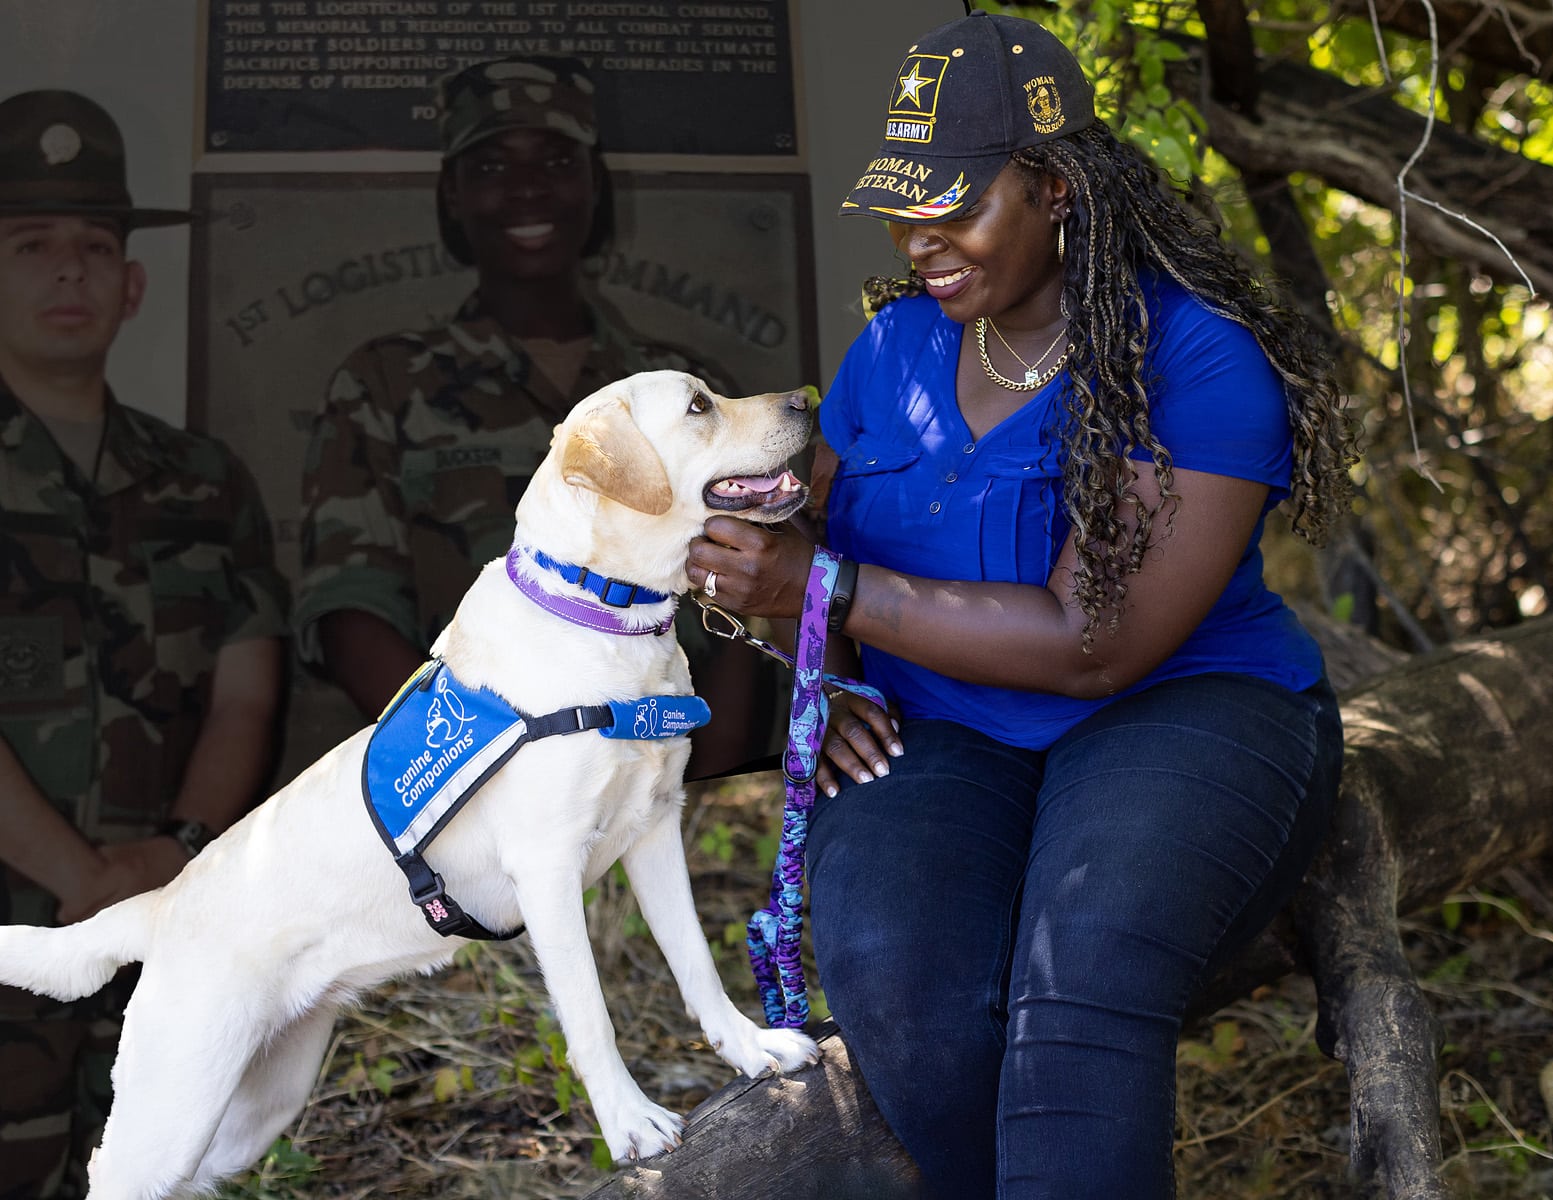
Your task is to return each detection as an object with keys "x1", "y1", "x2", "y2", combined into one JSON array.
[{"x1": 787, "y1": 387, "x2": 816, "y2": 412}]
